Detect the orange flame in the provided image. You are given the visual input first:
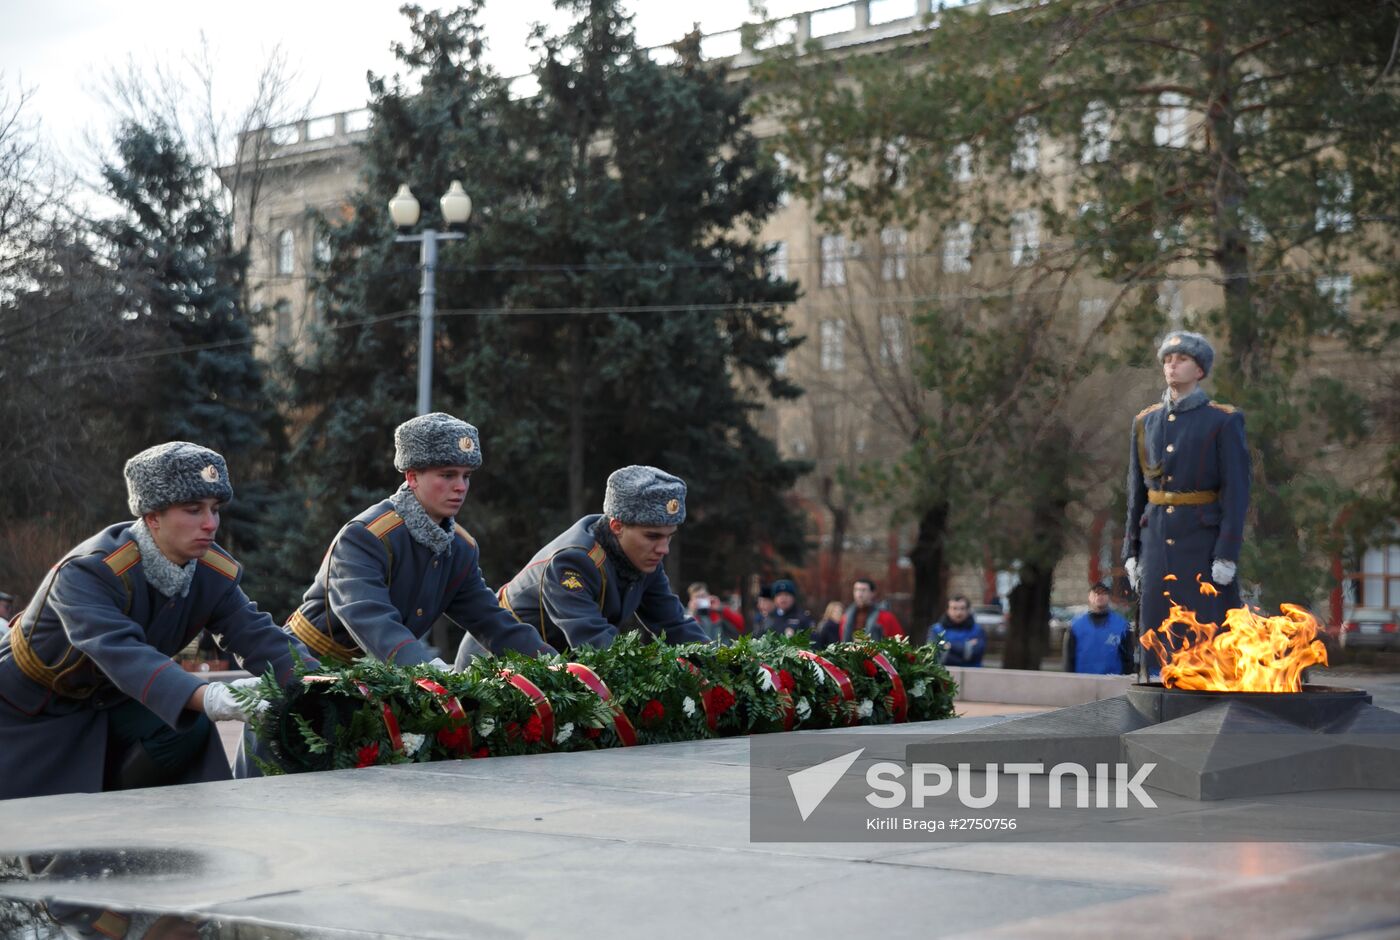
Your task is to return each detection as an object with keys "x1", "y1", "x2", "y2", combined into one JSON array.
[
  {"x1": 1196, "y1": 573, "x2": 1219, "y2": 597},
  {"x1": 1141, "y1": 602, "x2": 1328, "y2": 692}
]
